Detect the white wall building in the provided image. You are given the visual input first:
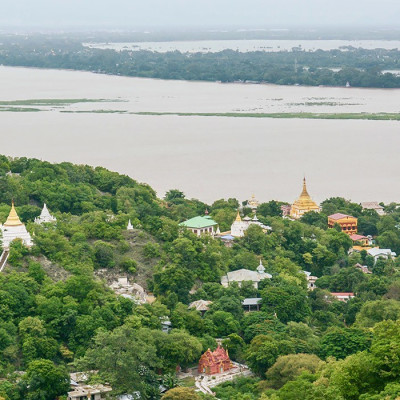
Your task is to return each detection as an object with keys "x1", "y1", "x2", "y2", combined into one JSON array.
[
  {"x1": 221, "y1": 260, "x2": 272, "y2": 289},
  {"x1": 179, "y1": 215, "x2": 218, "y2": 236},
  {"x1": 367, "y1": 248, "x2": 396, "y2": 264}
]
